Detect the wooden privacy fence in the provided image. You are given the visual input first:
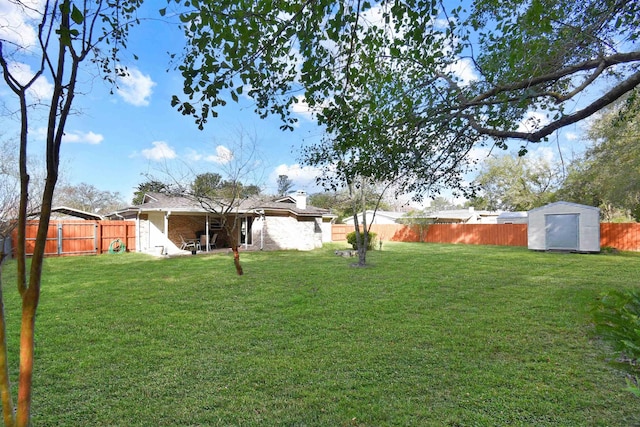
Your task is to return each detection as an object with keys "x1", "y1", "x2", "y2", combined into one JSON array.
[
  {"x1": 332, "y1": 223, "x2": 640, "y2": 251},
  {"x1": 12, "y1": 220, "x2": 136, "y2": 257},
  {"x1": 600, "y1": 223, "x2": 640, "y2": 251}
]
